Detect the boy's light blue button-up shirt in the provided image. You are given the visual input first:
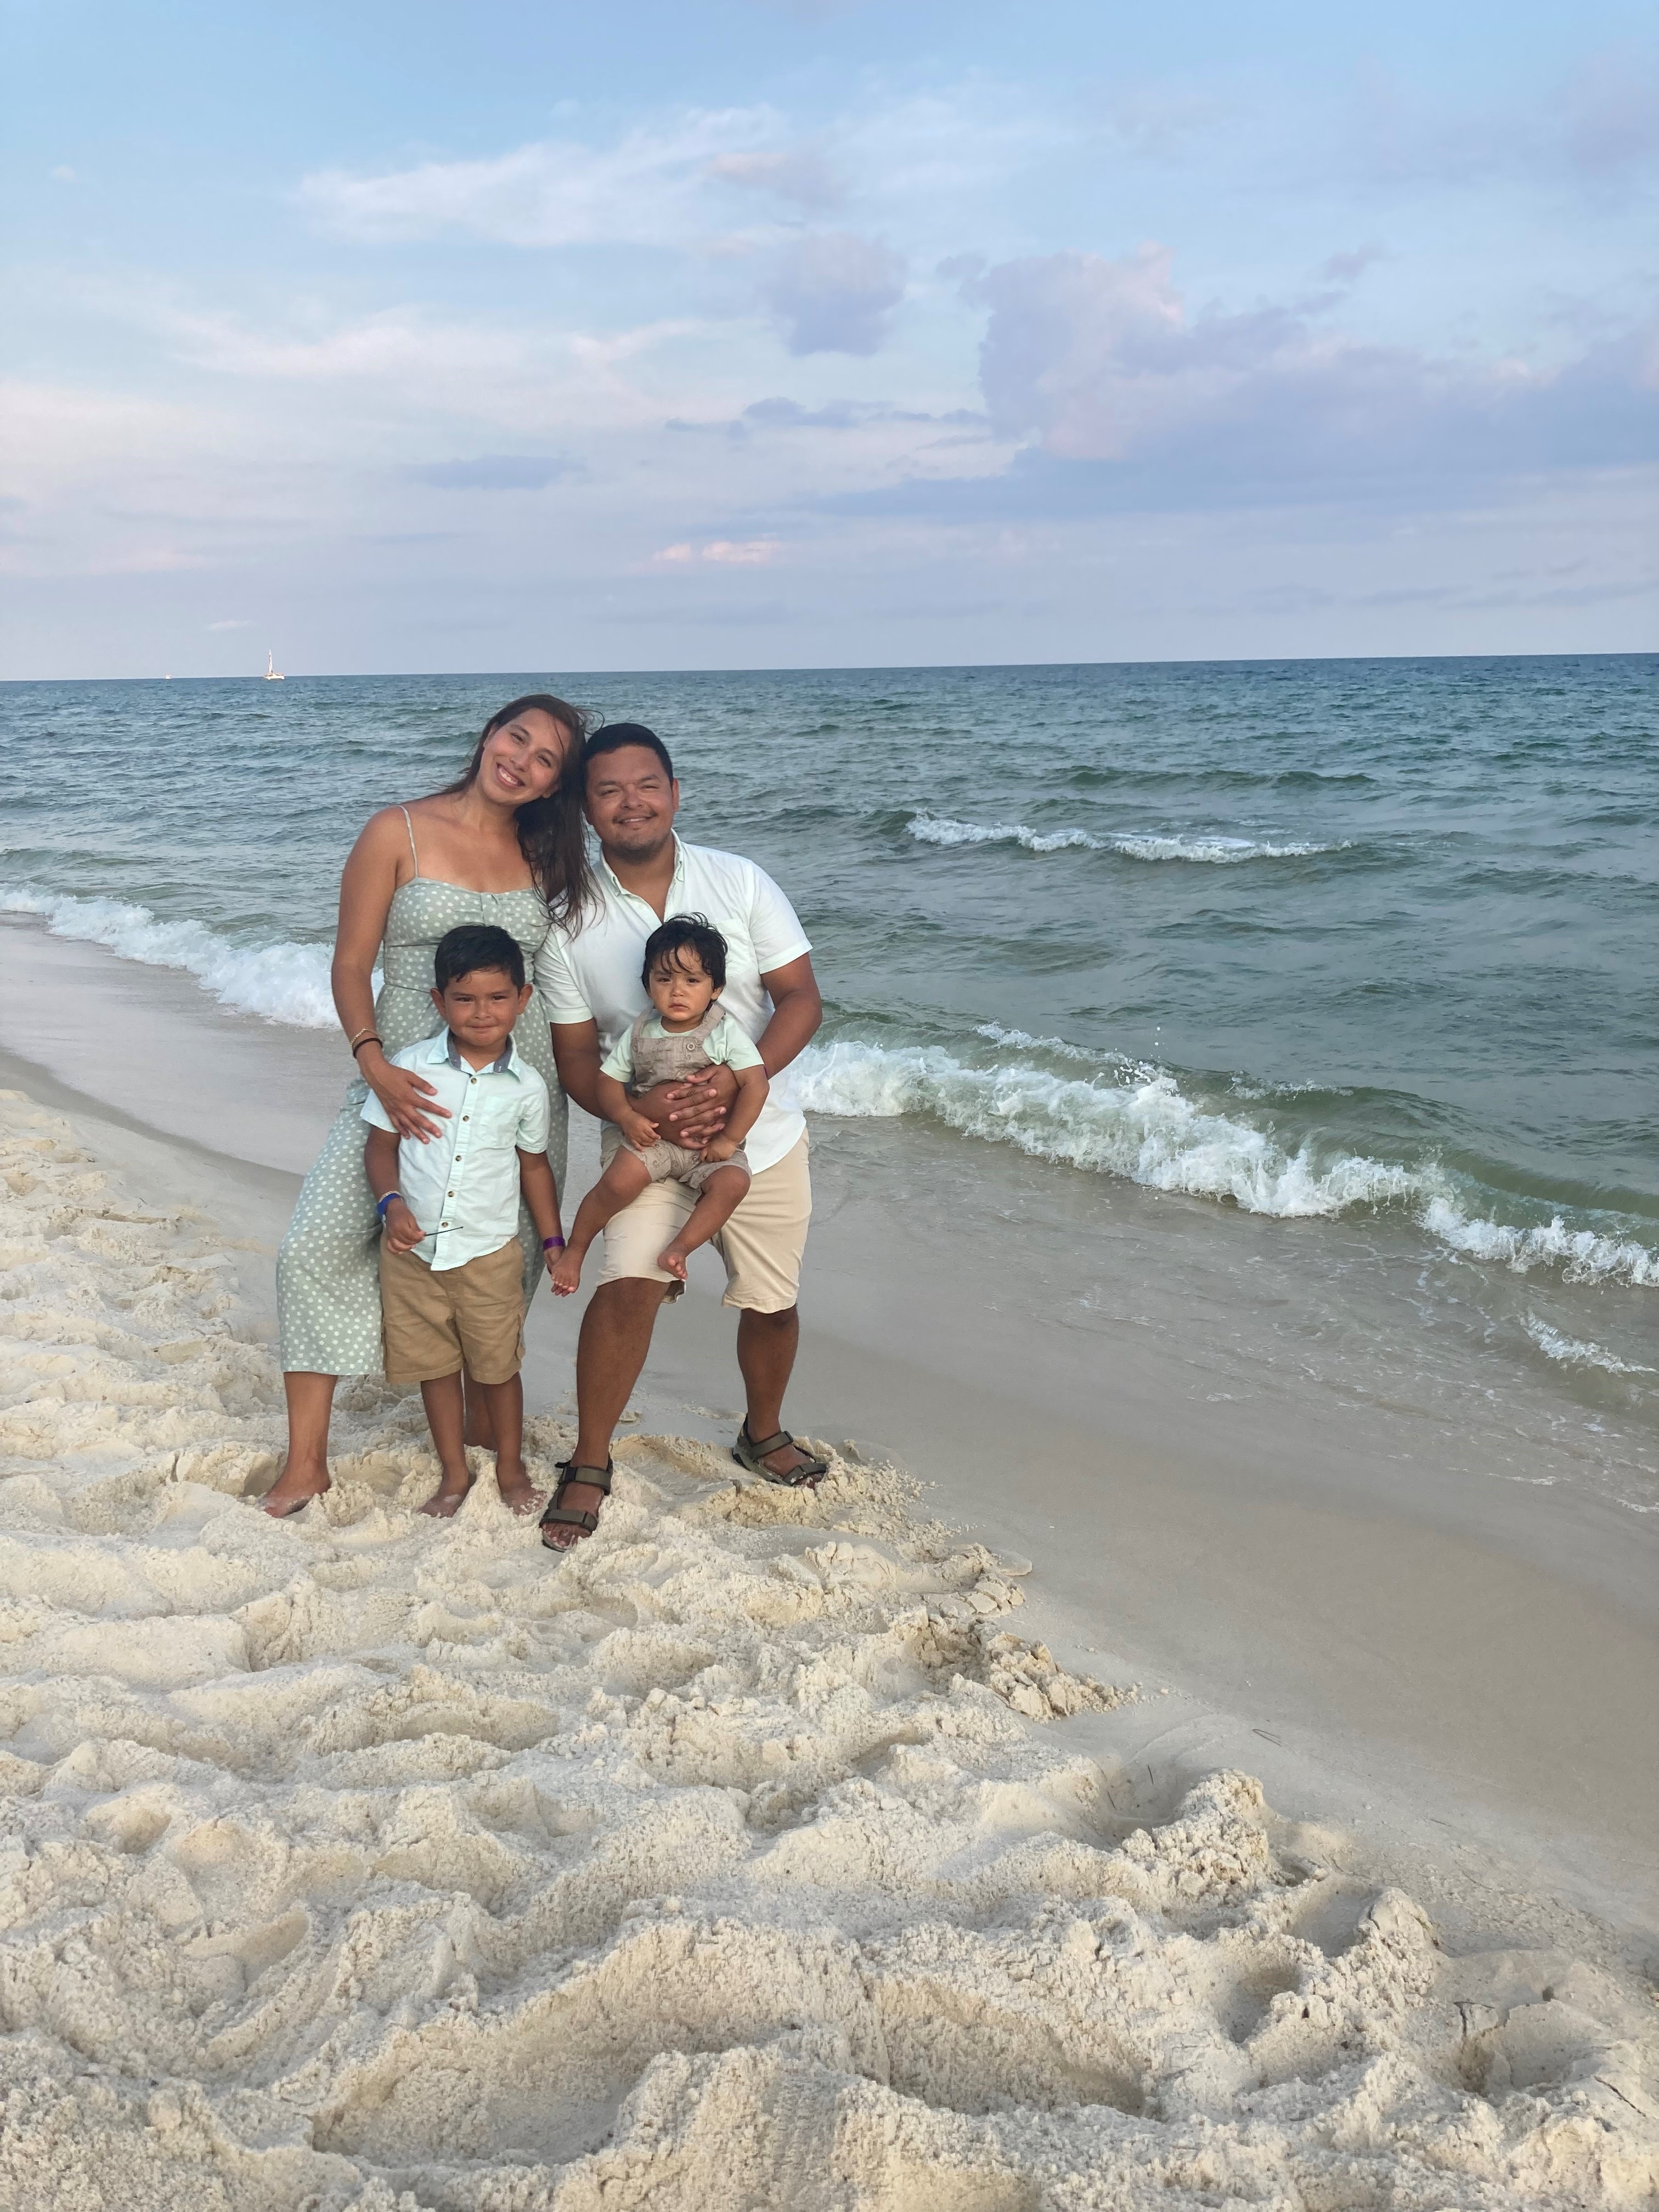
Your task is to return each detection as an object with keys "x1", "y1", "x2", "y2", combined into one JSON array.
[{"x1": 362, "y1": 1029, "x2": 551, "y2": 1271}]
